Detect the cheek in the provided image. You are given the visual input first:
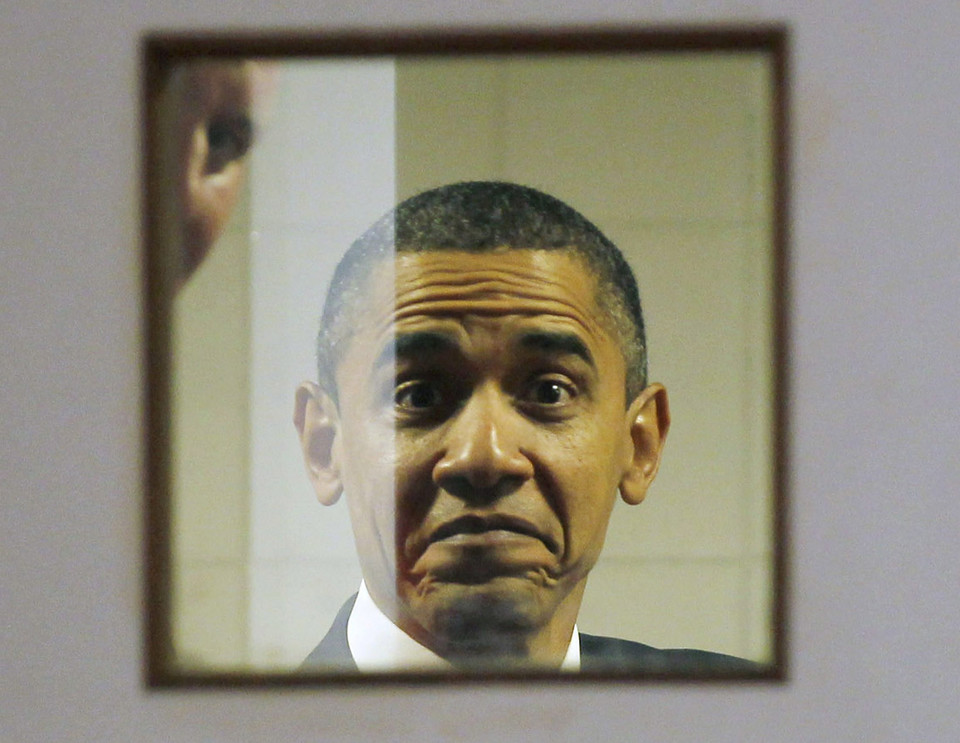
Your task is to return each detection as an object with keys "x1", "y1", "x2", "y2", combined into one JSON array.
[
  {"x1": 341, "y1": 422, "x2": 397, "y2": 521},
  {"x1": 179, "y1": 127, "x2": 246, "y2": 270},
  {"x1": 560, "y1": 465, "x2": 617, "y2": 541},
  {"x1": 391, "y1": 434, "x2": 441, "y2": 543},
  {"x1": 187, "y1": 157, "x2": 245, "y2": 233},
  {"x1": 542, "y1": 424, "x2": 623, "y2": 559},
  {"x1": 559, "y1": 488, "x2": 617, "y2": 577},
  {"x1": 341, "y1": 427, "x2": 401, "y2": 588}
]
